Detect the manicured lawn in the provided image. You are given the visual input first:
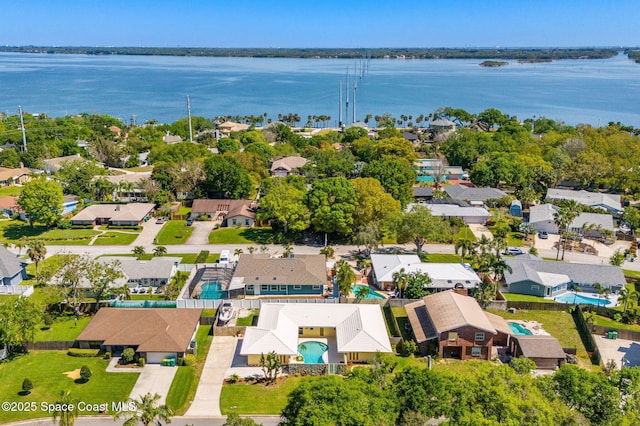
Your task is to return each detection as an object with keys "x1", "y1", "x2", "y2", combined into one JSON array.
[
  {"x1": 452, "y1": 226, "x2": 477, "y2": 242},
  {"x1": 155, "y1": 220, "x2": 194, "y2": 245},
  {"x1": 487, "y1": 309, "x2": 594, "y2": 369},
  {"x1": 236, "y1": 309, "x2": 259, "y2": 327},
  {"x1": 0, "y1": 220, "x2": 99, "y2": 244},
  {"x1": 0, "y1": 186, "x2": 22, "y2": 197},
  {"x1": 0, "y1": 351, "x2": 139, "y2": 423},
  {"x1": 208, "y1": 227, "x2": 277, "y2": 244},
  {"x1": 502, "y1": 293, "x2": 556, "y2": 303},
  {"x1": 34, "y1": 315, "x2": 92, "y2": 341},
  {"x1": 391, "y1": 306, "x2": 409, "y2": 340},
  {"x1": 24, "y1": 254, "x2": 70, "y2": 280},
  {"x1": 166, "y1": 325, "x2": 213, "y2": 415},
  {"x1": 129, "y1": 294, "x2": 166, "y2": 301},
  {"x1": 177, "y1": 206, "x2": 191, "y2": 215},
  {"x1": 623, "y1": 269, "x2": 640, "y2": 278},
  {"x1": 220, "y1": 376, "x2": 304, "y2": 415},
  {"x1": 506, "y1": 232, "x2": 525, "y2": 247},
  {"x1": 97, "y1": 253, "x2": 200, "y2": 264},
  {"x1": 592, "y1": 314, "x2": 640, "y2": 332},
  {"x1": 423, "y1": 253, "x2": 461, "y2": 263},
  {"x1": 92, "y1": 231, "x2": 139, "y2": 245}
]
